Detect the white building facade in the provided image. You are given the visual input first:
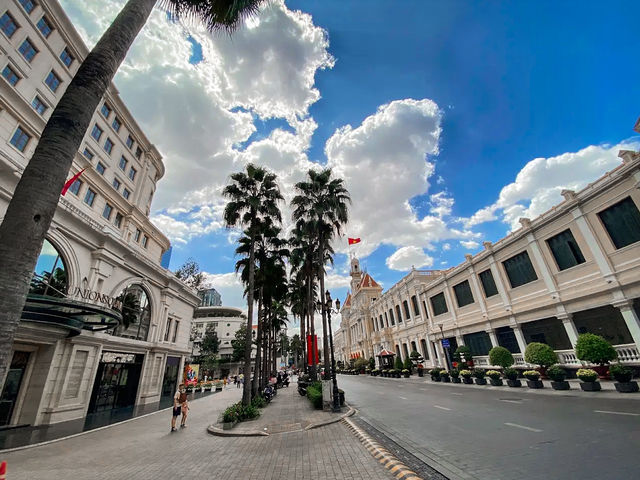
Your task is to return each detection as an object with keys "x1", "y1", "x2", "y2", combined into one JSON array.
[
  {"x1": 341, "y1": 146, "x2": 640, "y2": 373},
  {"x1": 0, "y1": 0, "x2": 200, "y2": 429}
]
